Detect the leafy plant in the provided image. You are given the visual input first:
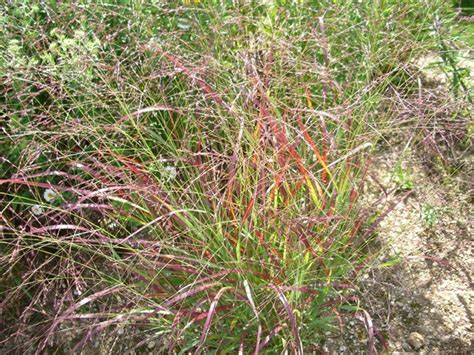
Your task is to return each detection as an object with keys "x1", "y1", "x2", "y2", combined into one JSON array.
[
  {"x1": 394, "y1": 161, "x2": 414, "y2": 191},
  {"x1": 422, "y1": 204, "x2": 439, "y2": 227}
]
